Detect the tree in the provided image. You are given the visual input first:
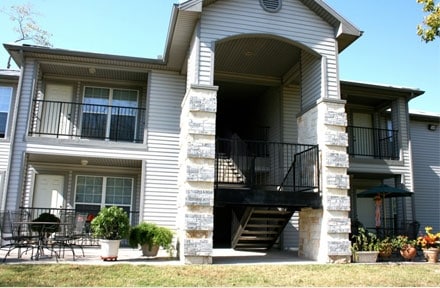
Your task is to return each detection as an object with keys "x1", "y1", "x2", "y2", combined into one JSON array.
[
  {"x1": 1, "y1": 3, "x2": 52, "y2": 68},
  {"x1": 417, "y1": 0, "x2": 440, "y2": 42}
]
